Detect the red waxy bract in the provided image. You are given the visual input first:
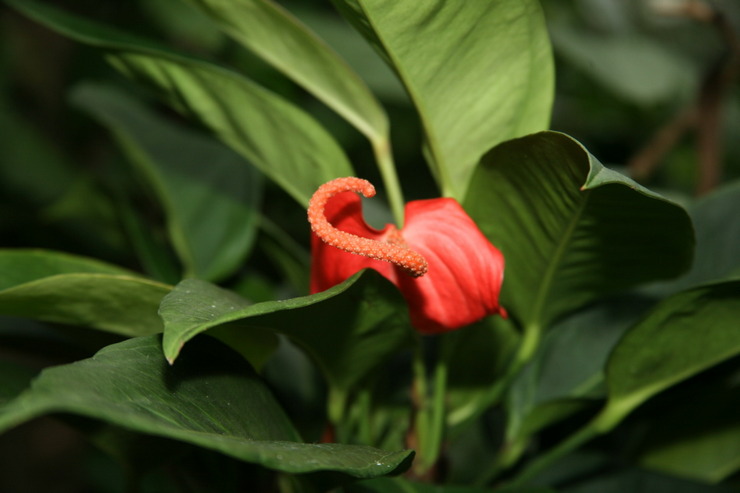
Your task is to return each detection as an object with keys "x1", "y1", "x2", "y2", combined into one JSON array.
[{"x1": 308, "y1": 177, "x2": 505, "y2": 334}]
